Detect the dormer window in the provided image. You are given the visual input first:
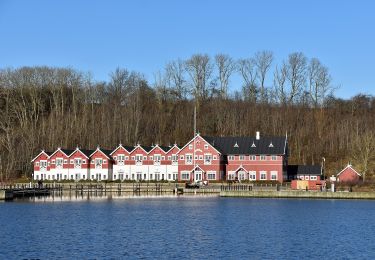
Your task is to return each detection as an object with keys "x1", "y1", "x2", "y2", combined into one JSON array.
[
  {"x1": 189, "y1": 144, "x2": 193, "y2": 150},
  {"x1": 234, "y1": 142, "x2": 239, "y2": 148},
  {"x1": 251, "y1": 142, "x2": 256, "y2": 148},
  {"x1": 204, "y1": 144, "x2": 208, "y2": 149},
  {"x1": 269, "y1": 142, "x2": 274, "y2": 148}
]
